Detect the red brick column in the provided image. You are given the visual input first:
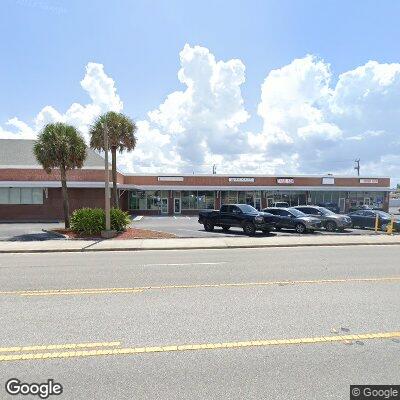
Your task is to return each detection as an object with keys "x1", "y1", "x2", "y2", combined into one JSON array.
[
  {"x1": 168, "y1": 191, "x2": 174, "y2": 215},
  {"x1": 215, "y1": 191, "x2": 221, "y2": 209}
]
